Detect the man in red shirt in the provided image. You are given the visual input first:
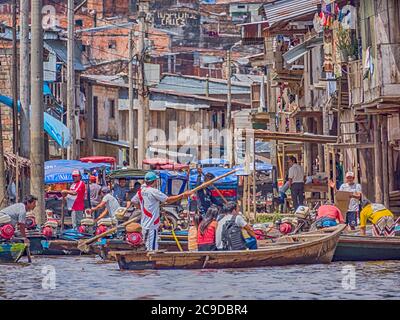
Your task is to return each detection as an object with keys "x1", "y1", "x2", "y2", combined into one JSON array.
[
  {"x1": 62, "y1": 170, "x2": 86, "y2": 228},
  {"x1": 315, "y1": 204, "x2": 345, "y2": 228}
]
